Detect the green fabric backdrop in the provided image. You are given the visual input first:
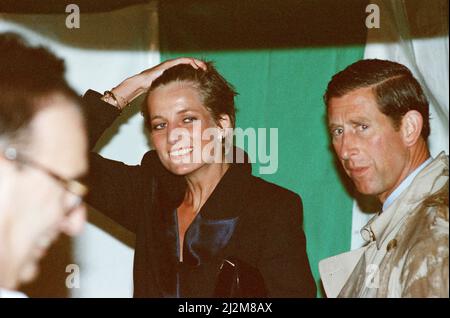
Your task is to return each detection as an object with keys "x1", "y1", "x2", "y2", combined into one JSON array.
[{"x1": 159, "y1": 0, "x2": 366, "y2": 296}]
